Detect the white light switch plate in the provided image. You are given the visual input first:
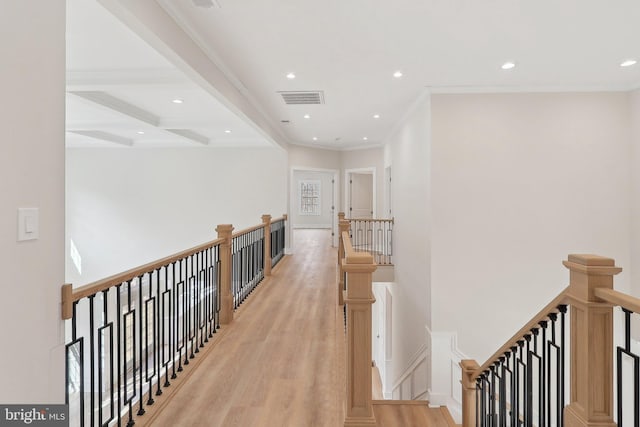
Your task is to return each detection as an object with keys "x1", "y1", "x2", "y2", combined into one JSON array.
[{"x1": 18, "y1": 208, "x2": 39, "y2": 241}]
